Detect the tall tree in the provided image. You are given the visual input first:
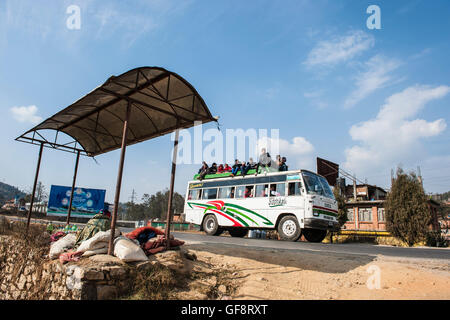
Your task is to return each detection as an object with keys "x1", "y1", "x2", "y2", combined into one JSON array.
[{"x1": 385, "y1": 168, "x2": 431, "y2": 246}]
